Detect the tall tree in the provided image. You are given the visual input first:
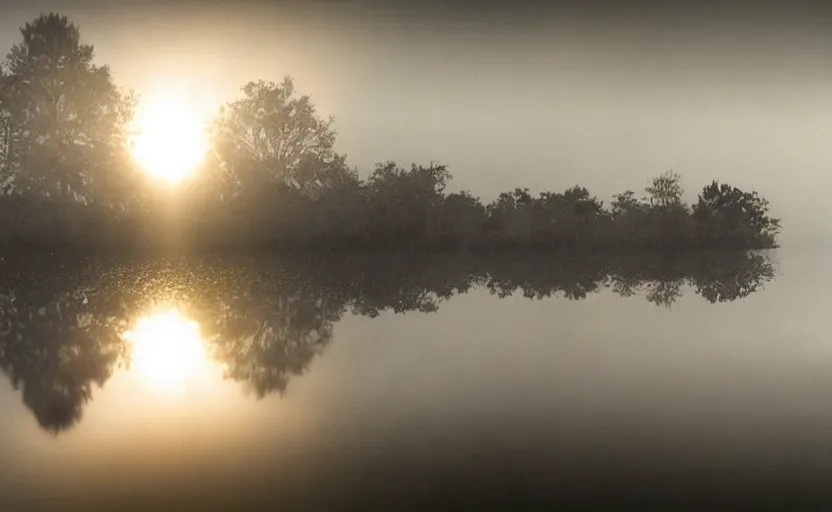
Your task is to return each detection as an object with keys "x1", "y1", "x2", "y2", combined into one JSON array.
[
  {"x1": 211, "y1": 77, "x2": 339, "y2": 195},
  {"x1": 0, "y1": 13, "x2": 134, "y2": 202}
]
